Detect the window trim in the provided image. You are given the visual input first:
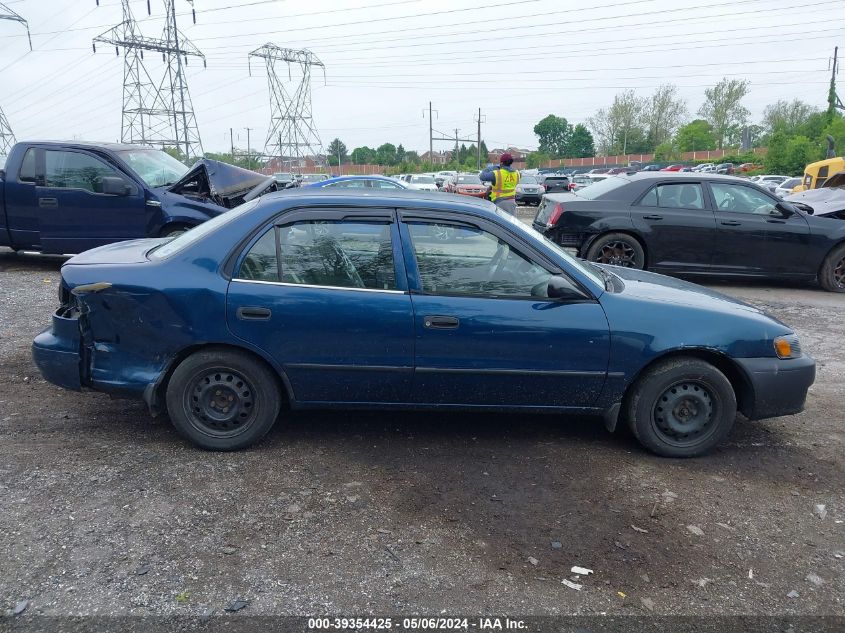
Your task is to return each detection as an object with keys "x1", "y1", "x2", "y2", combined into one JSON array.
[
  {"x1": 42, "y1": 148, "x2": 132, "y2": 195},
  {"x1": 635, "y1": 181, "x2": 707, "y2": 210},
  {"x1": 706, "y1": 181, "x2": 781, "y2": 216}
]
